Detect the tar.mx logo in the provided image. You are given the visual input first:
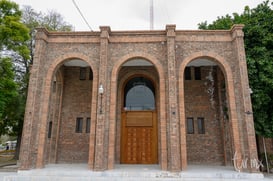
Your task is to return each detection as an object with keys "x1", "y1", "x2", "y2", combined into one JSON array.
[{"x1": 232, "y1": 151, "x2": 263, "y2": 172}]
